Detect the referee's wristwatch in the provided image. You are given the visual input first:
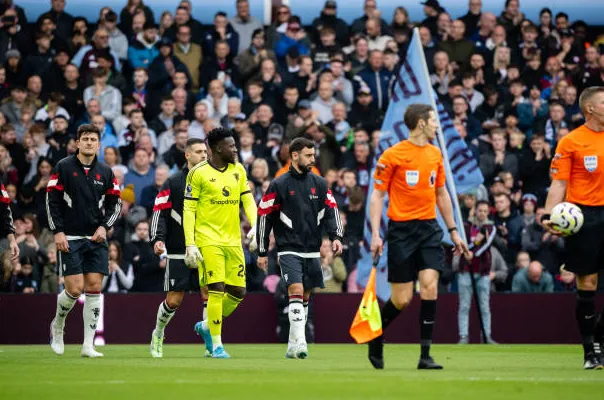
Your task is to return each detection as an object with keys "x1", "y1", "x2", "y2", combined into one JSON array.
[{"x1": 447, "y1": 227, "x2": 458, "y2": 233}]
